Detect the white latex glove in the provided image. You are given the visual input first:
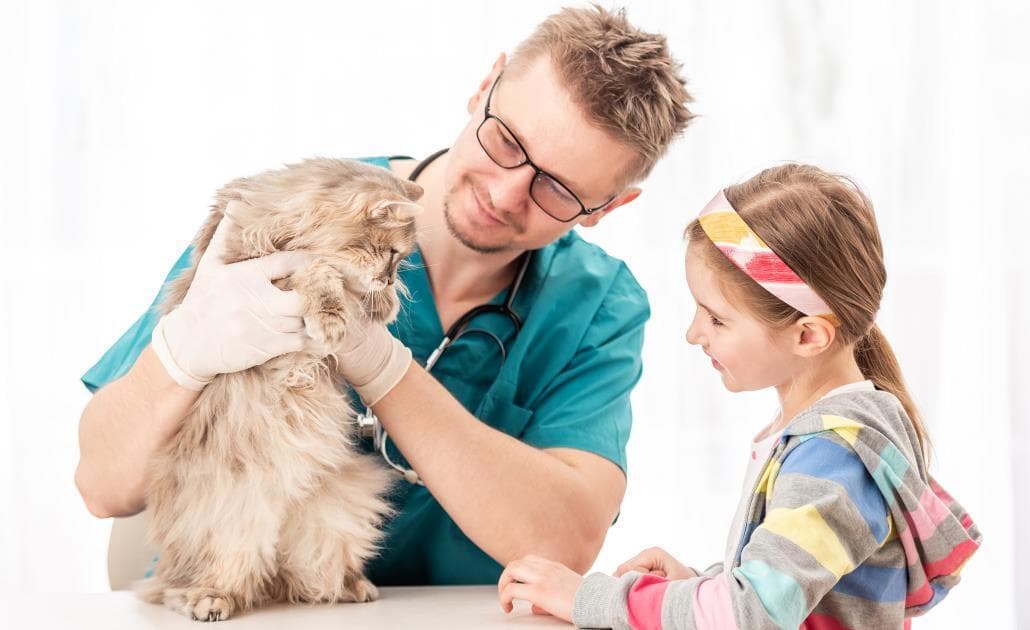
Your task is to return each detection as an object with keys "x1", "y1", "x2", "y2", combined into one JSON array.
[
  {"x1": 330, "y1": 318, "x2": 412, "y2": 407},
  {"x1": 151, "y1": 211, "x2": 315, "y2": 390}
]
